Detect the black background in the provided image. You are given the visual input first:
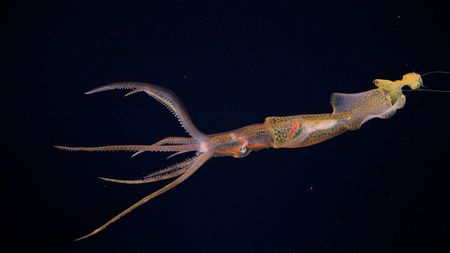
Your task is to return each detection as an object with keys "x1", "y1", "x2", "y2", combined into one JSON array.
[{"x1": 3, "y1": 1, "x2": 450, "y2": 252}]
